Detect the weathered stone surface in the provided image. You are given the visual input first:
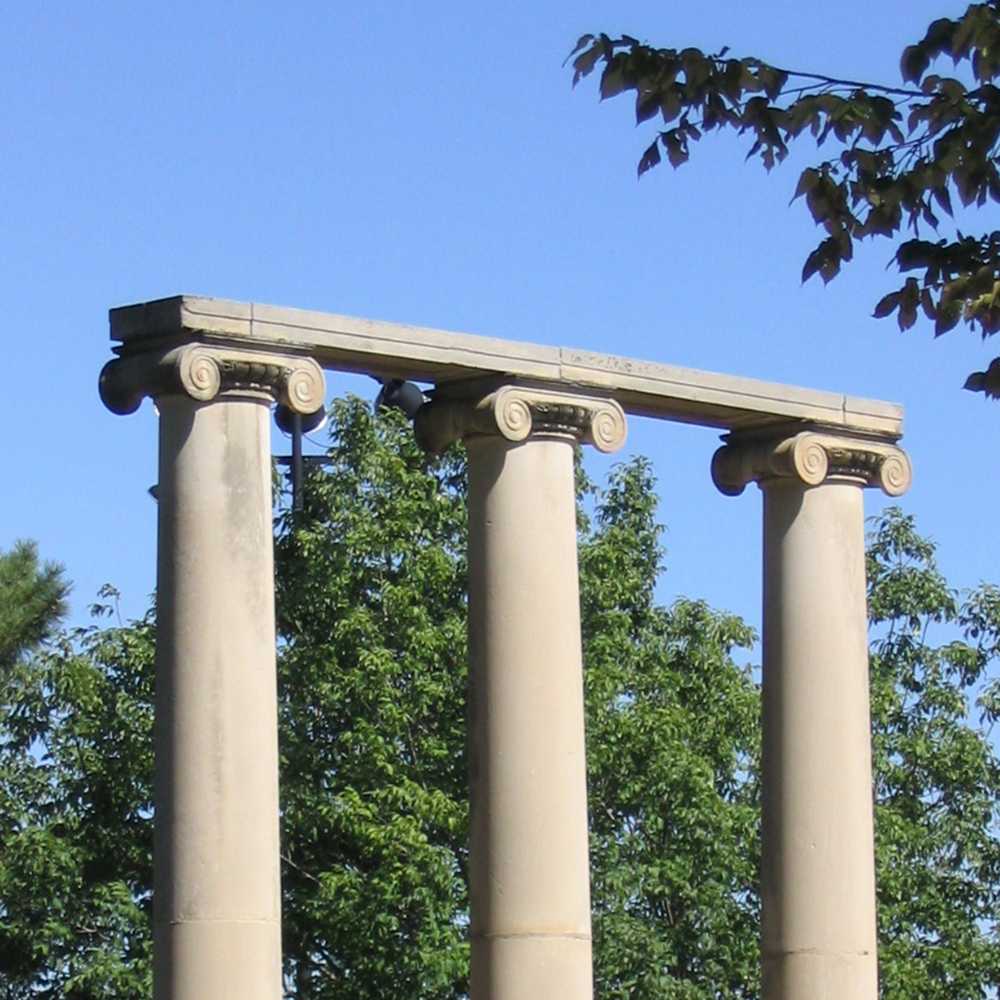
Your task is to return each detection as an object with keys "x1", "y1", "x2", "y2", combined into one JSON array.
[
  {"x1": 152, "y1": 396, "x2": 282, "y2": 1000},
  {"x1": 711, "y1": 426, "x2": 911, "y2": 1000},
  {"x1": 110, "y1": 295, "x2": 903, "y2": 436},
  {"x1": 712, "y1": 429, "x2": 913, "y2": 497},
  {"x1": 757, "y1": 480, "x2": 879, "y2": 1000},
  {"x1": 414, "y1": 384, "x2": 627, "y2": 454},
  {"x1": 99, "y1": 342, "x2": 325, "y2": 415}
]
